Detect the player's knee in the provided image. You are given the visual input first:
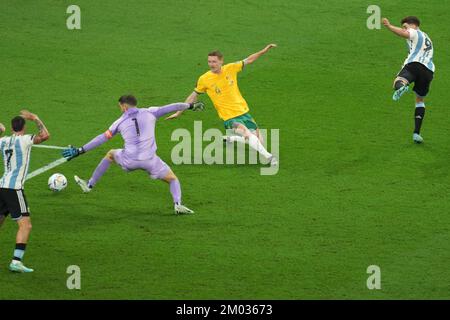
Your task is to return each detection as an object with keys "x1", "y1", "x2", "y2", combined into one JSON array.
[
  {"x1": 19, "y1": 219, "x2": 32, "y2": 231},
  {"x1": 245, "y1": 131, "x2": 259, "y2": 141},
  {"x1": 163, "y1": 170, "x2": 178, "y2": 182},
  {"x1": 234, "y1": 127, "x2": 251, "y2": 139},
  {"x1": 105, "y1": 150, "x2": 115, "y2": 161}
]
